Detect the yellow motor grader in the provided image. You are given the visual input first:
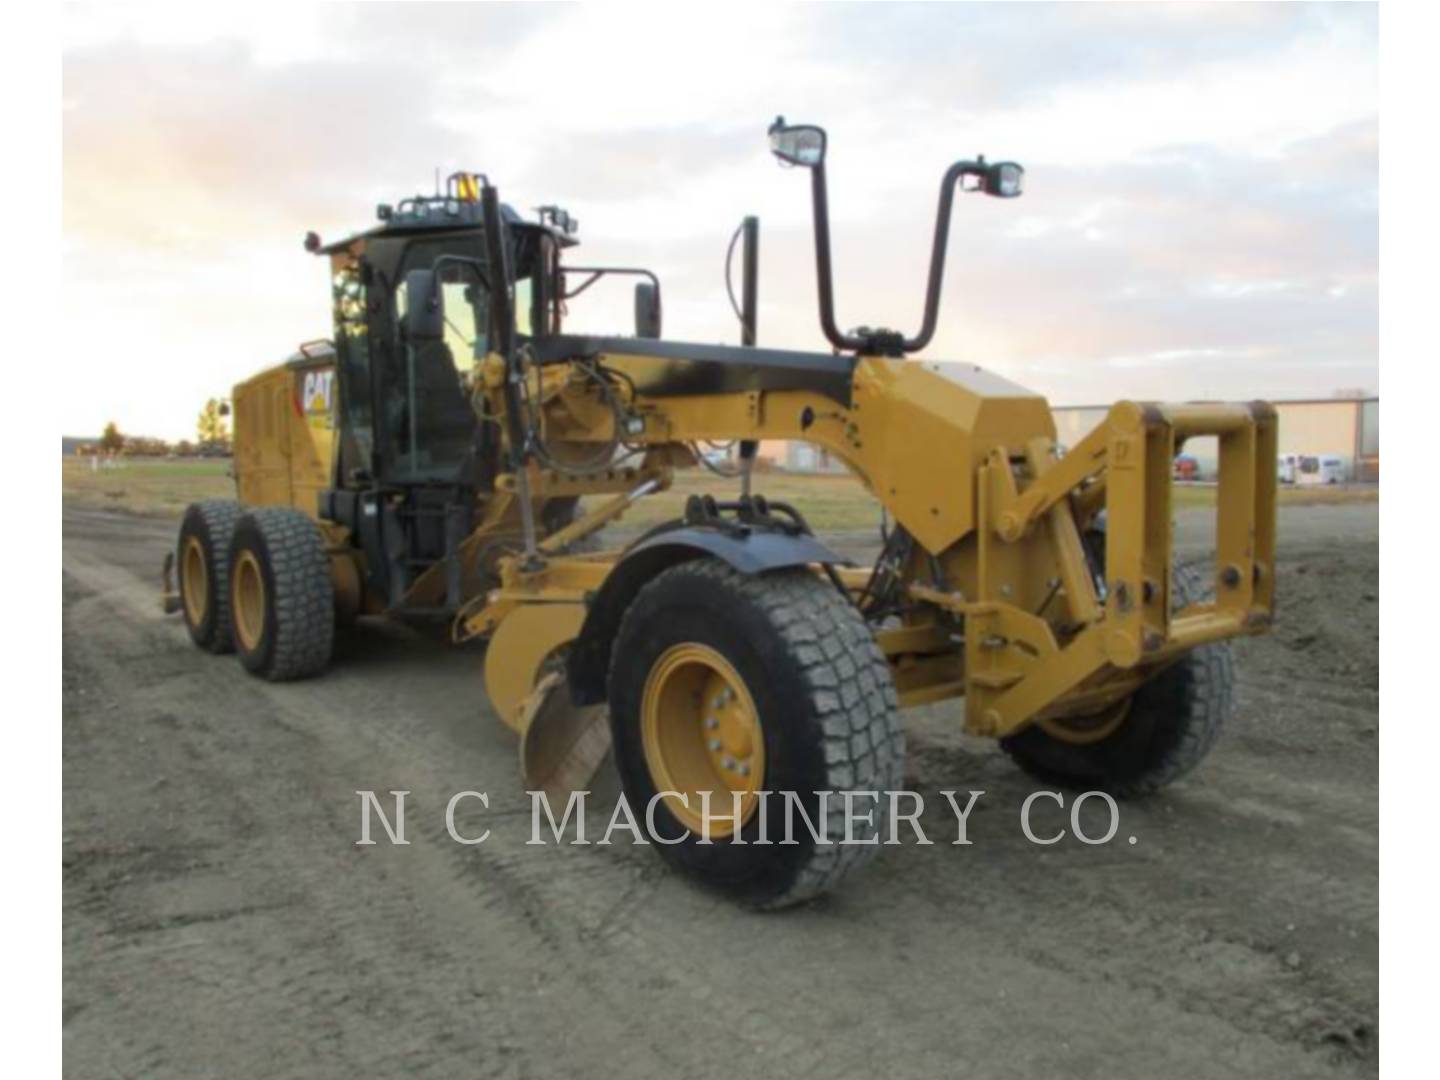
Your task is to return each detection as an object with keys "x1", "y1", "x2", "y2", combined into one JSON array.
[{"x1": 166, "y1": 119, "x2": 1276, "y2": 907}]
